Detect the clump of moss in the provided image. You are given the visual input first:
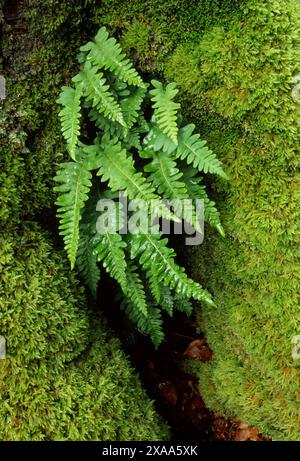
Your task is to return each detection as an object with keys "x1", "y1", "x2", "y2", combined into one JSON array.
[
  {"x1": 0, "y1": 223, "x2": 169, "y2": 440},
  {"x1": 178, "y1": 0, "x2": 300, "y2": 440}
]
